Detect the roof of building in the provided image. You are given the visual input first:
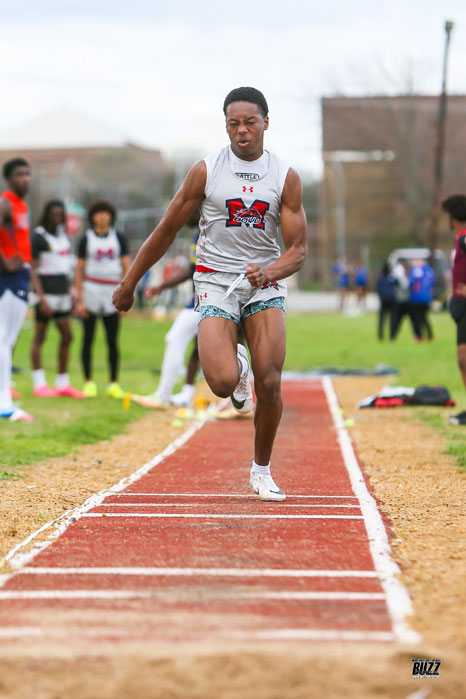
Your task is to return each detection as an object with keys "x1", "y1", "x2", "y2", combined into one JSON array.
[{"x1": 0, "y1": 107, "x2": 131, "y2": 150}]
